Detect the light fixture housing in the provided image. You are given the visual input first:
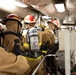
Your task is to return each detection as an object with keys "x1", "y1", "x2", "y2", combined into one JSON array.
[
  {"x1": 14, "y1": 0, "x2": 27, "y2": 8},
  {"x1": 55, "y1": 3, "x2": 65, "y2": 12},
  {"x1": 0, "y1": 0, "x2": 27, "y2": 10}
]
